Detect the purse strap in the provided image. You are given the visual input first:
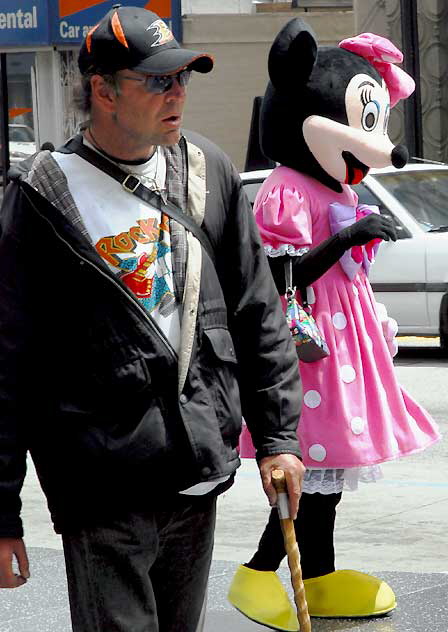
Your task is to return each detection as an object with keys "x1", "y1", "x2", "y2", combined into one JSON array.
[
  {"x1": 284, "y1": 259, "x2": 309, "y2": 308},
  {"x1": 60, "y1": 135, "x2": 216, "y2": 265}
]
